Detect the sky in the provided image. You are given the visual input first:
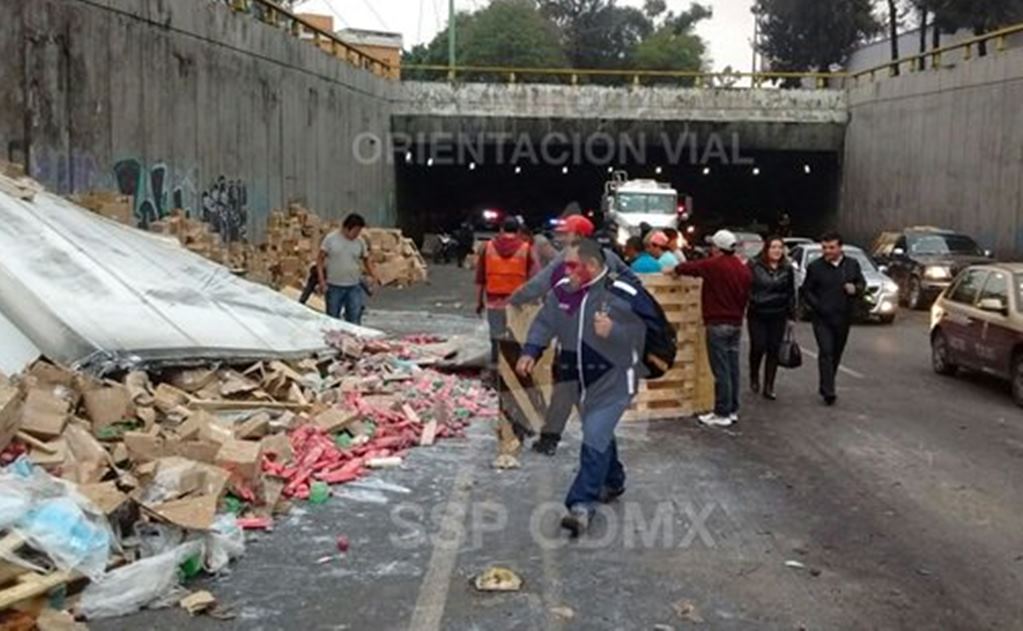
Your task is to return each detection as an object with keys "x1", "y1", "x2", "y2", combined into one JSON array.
[{"x1": 292, "y1": 0, "x2": 756, "y2": 73}]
